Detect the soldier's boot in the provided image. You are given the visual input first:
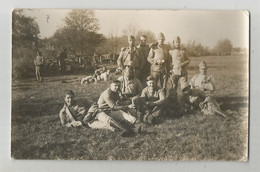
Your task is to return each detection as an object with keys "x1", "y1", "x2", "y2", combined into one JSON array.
[
  {"x1": 109, "y1": 119, "x2": 135, "y2": 137},
  {"x1": 215, "y1": 109, "x2": 227, "y2": 118}
]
